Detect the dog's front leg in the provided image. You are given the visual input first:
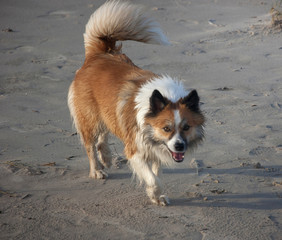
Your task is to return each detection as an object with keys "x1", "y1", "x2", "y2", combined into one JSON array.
[
  {"x1": 151, "y1": 161, "x2": 170, "y2": 206},
  {"x1": 130, "y1": 154, "x2": 170, "y2": 206}
]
